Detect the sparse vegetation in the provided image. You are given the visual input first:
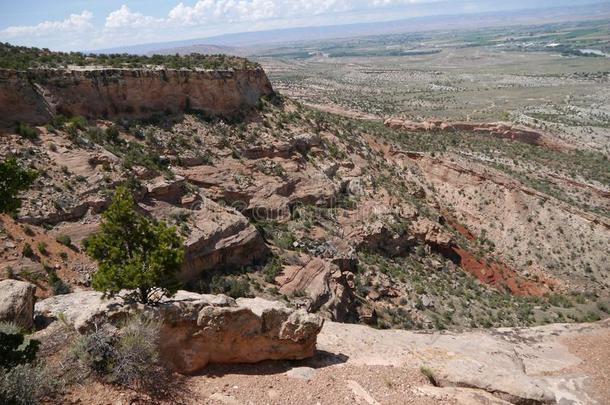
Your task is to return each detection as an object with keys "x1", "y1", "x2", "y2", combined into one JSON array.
[
  {"x1": 71, "y1": 316, "x2": 162, "y2": 389},
  {"x1": 0, "y1": 42, "x2": 259, "y2": 70}
]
